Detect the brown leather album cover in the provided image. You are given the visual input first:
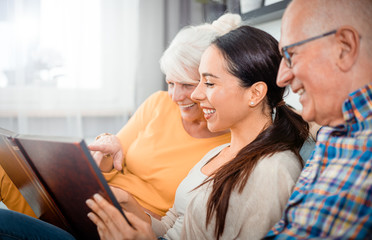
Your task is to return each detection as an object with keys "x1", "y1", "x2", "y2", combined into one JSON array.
[{"x1": 0, "y1": 128, "x2": 131, "y2": 240}]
